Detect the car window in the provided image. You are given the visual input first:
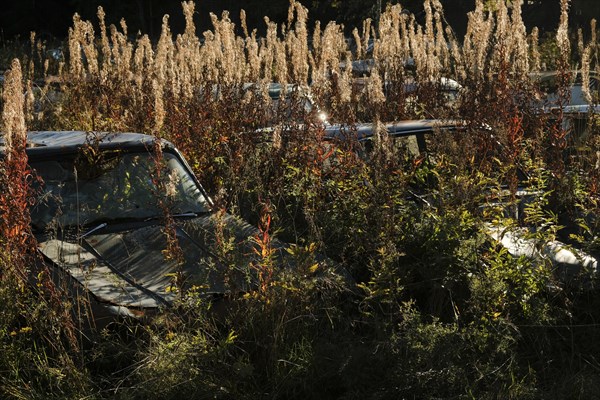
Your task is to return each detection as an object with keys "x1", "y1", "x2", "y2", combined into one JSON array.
[{"x1": 29, "y1": 151, "x2": 210, "y2": 230}]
